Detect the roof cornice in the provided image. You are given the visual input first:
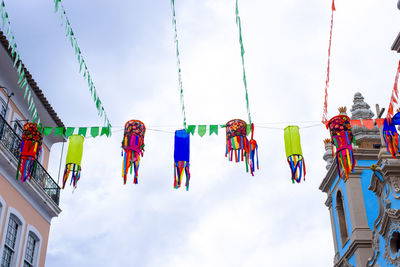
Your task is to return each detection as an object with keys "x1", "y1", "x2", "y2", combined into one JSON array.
[{"x1": 0, "y1": 31, "x2": 64, "y2": 128}]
